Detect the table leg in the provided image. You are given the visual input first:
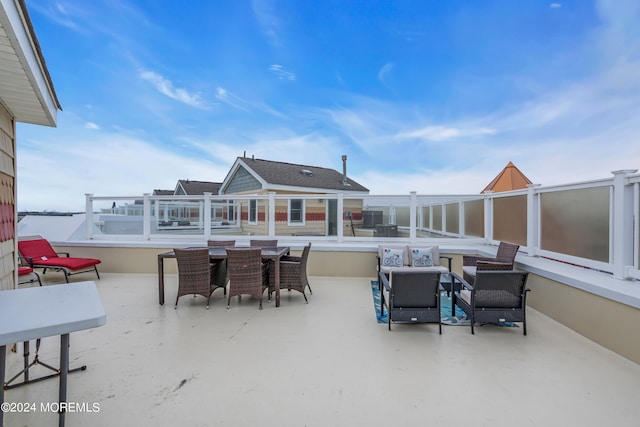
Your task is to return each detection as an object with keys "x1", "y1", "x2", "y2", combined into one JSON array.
[
  {"x1": 1, "y1": 344, "x2": 5, "y2": 426},
  {"x1": 157, "y1": 255, "x2": 165, "y2": 305},
  {"x1": 58, "y1": 334, "x2": 69, "y2": 427}
]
